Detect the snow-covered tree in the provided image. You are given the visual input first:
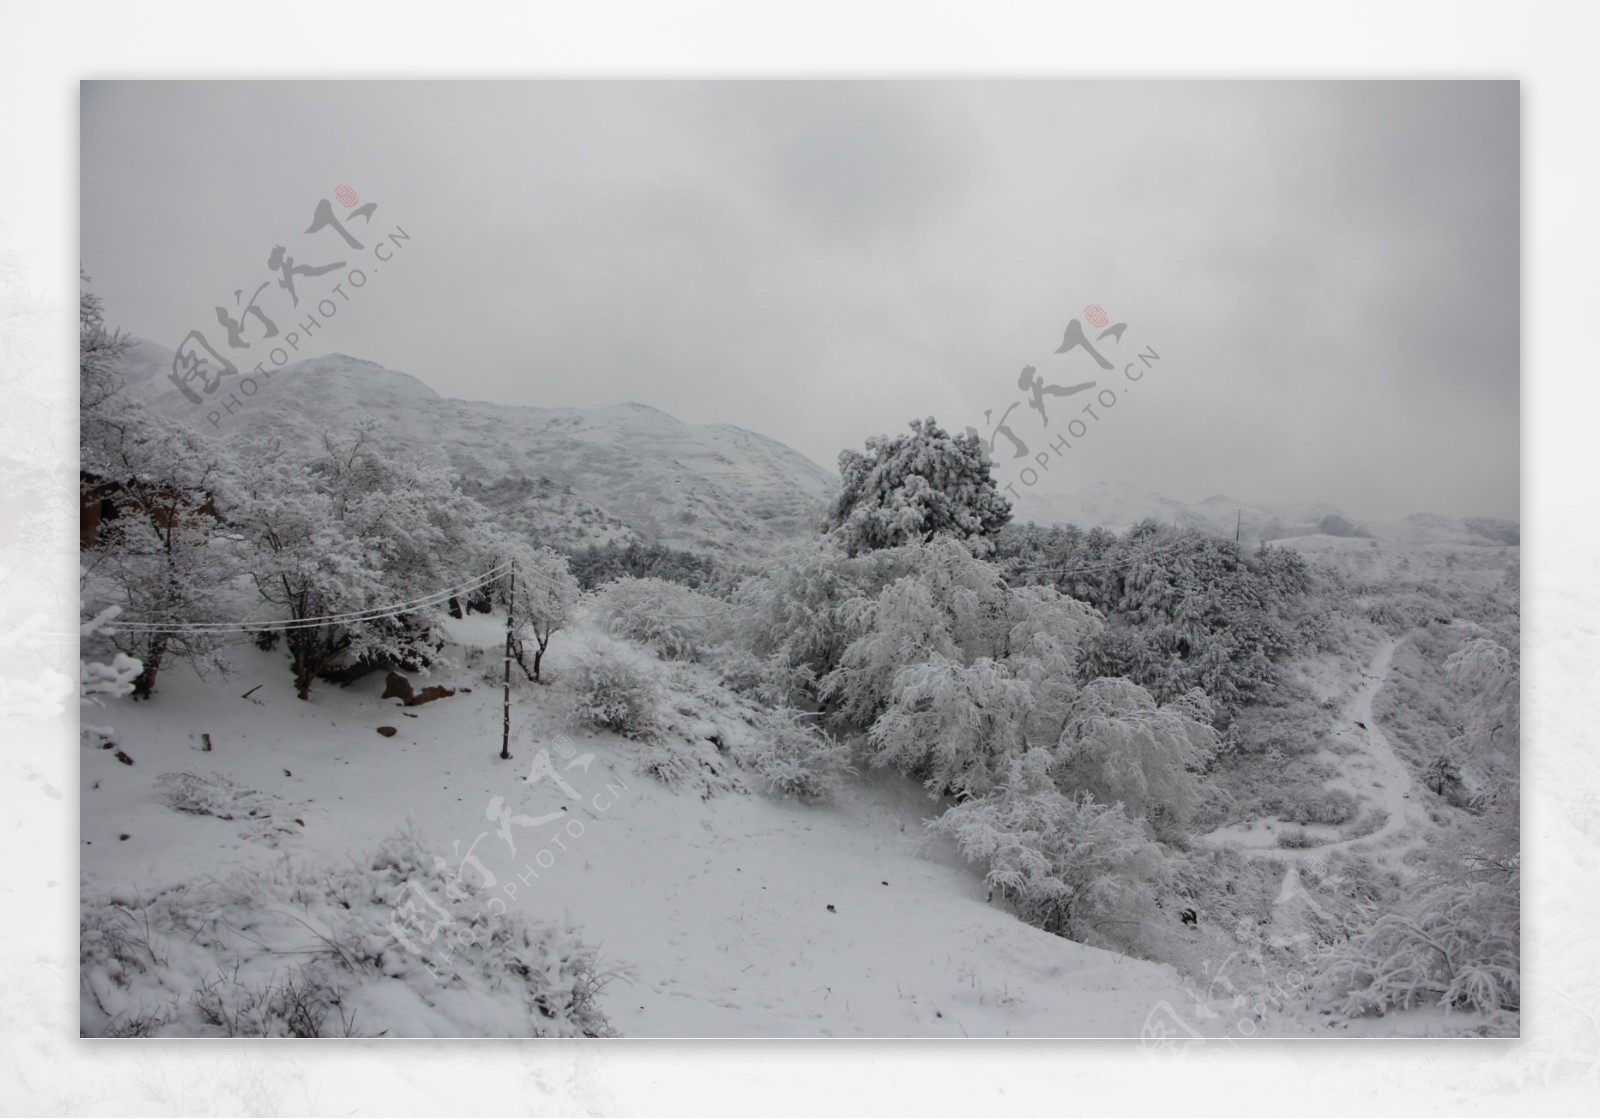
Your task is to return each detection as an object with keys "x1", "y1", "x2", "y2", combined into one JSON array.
[
  {"x1": 79, "y1": 603, "x2": 140, "y2": 705},
  {"x1": 78, "y1": 593, "x2": 141, "y2": 748},
  {"x1": 1051, "y1": 676, "x2": 1217, "y2": 829},
  {"x1": 80, "y1": 274, "x2": 237, "y2": 697},
  {"x1": 825, "y1": 417, "x2": 1012, "y2": 557},
  {"x1": 732, "y1": 540, "x2": 880, "y2": 687},
  {"x1": 819, "y1": 538, "x2": 1022, "y2": 728},
  {"x1": 822, "y1": 573, "x2": 960, "y2": 728},
  {"x1": 867, "y1": 654, "x2": 1032, "y2": 799},
  {"x1": 497, "y1": 542, "x2": 581, "y2": 682},
  {"x1": 229, "y1": 424, "x2": 489, "y2": 699},
  {"x1": 934, "y1": 750, "x2": 1163, "y2": 948},
  {"x1": 1001, "y1": 583, "x2": 1103, "y2": 745}
]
